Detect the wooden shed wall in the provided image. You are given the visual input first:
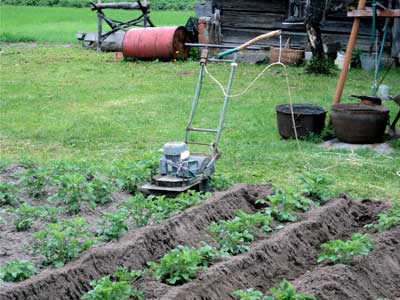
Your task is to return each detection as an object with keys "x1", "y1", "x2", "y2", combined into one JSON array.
[{"x1": 212, "y1": 0, "x2": 391, "y2": 52}]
